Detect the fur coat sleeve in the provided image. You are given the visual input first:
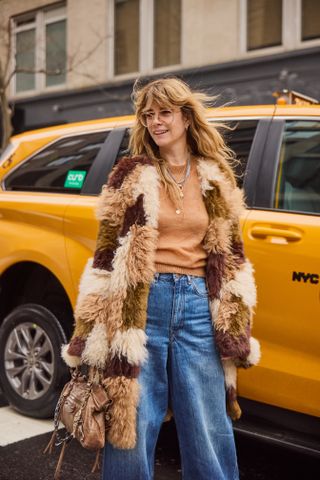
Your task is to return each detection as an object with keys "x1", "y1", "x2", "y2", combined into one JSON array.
[
  {"x1": 61, "y1": 155, "x2": 157, "y2": 369},
  {"x1": 196, "y1": 159, "x2": 260, "y2": 419}
]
